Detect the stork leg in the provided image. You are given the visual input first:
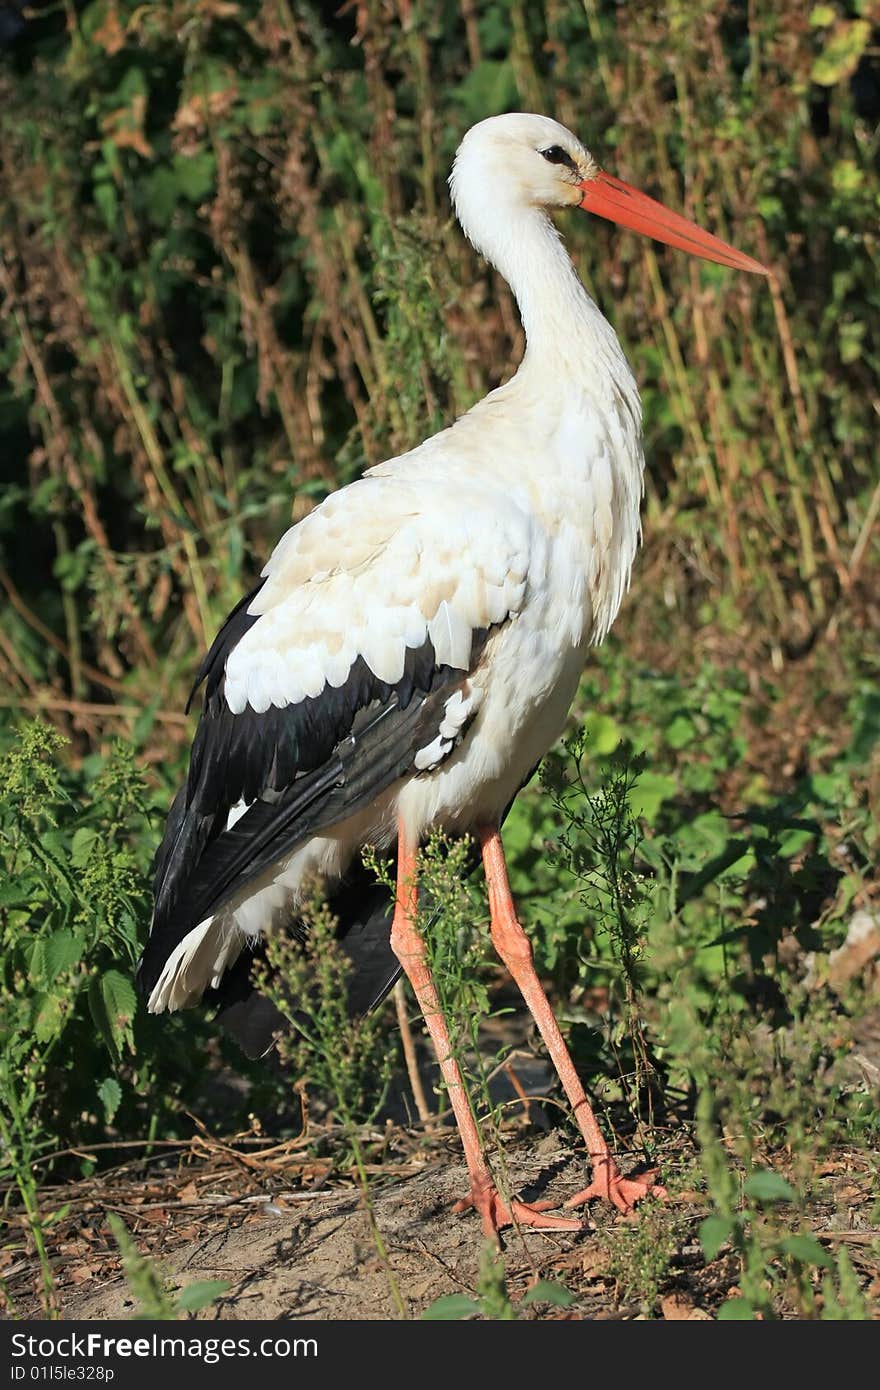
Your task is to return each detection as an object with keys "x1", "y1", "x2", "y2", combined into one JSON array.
[
  {"x1": 479, "y1": 826, "x2": 665, "y2": 1215},
  {"x1": 389, "y1": 821, "x2": 581, "y2": 1239}
]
